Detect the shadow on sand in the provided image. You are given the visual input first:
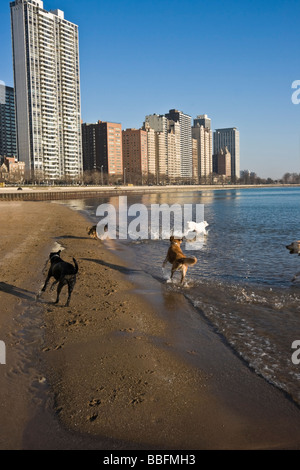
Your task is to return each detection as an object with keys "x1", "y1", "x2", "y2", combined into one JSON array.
[
  {"x1": 80, "y1": 257, "x2": 141, "y2": 276},
  {"x1": 0, "y1": 282, "x2": 37, "y2": 301}
]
